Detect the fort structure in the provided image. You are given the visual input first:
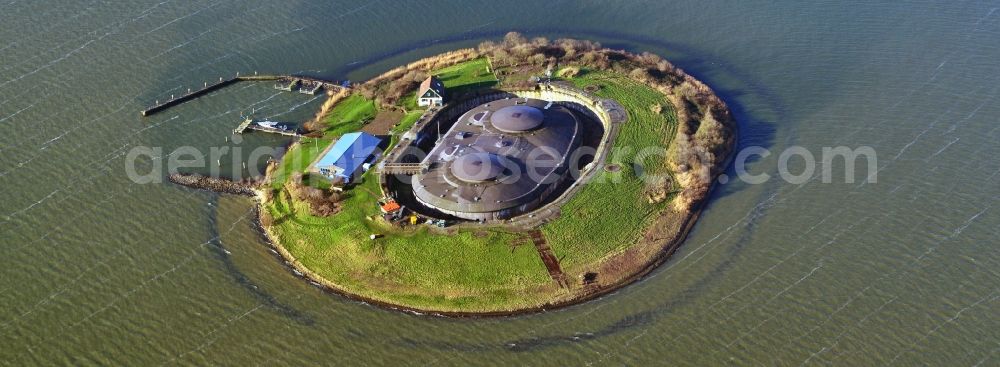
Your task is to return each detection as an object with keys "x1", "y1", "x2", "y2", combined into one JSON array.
[
  {"x1": 411, "y1": 98, "x2": 582, "y2": 221},
  {"x1": 380, "y1": 82, "x2": 627, "y2": 225},
  {"x1": 246, "y1": 39, "x2": 736, "y2": 314}
]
